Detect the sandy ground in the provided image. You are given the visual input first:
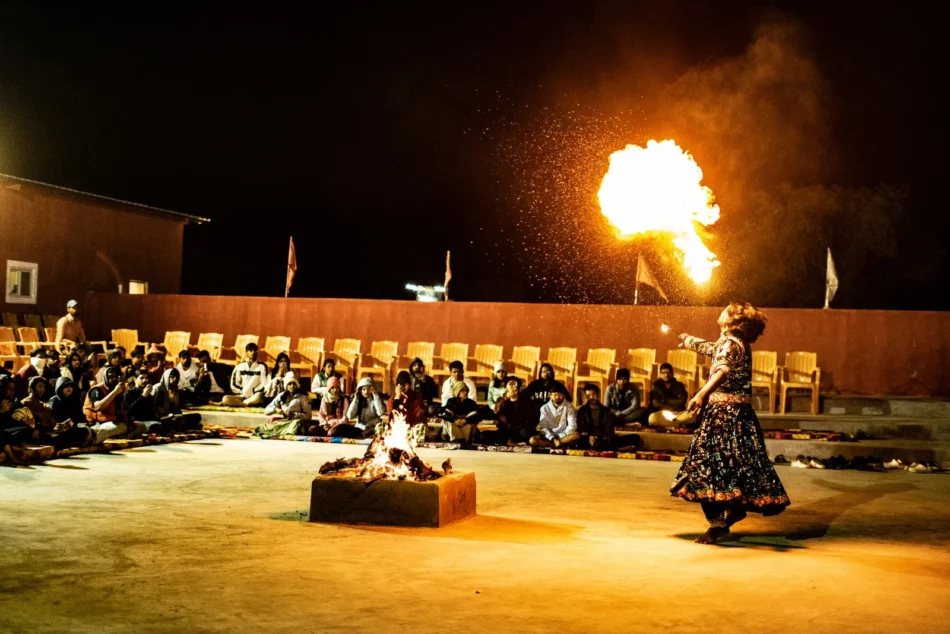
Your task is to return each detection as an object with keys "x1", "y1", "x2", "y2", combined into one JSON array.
[{"x1": 2, "y1": 439, "x2": 950, "y2": 634}]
